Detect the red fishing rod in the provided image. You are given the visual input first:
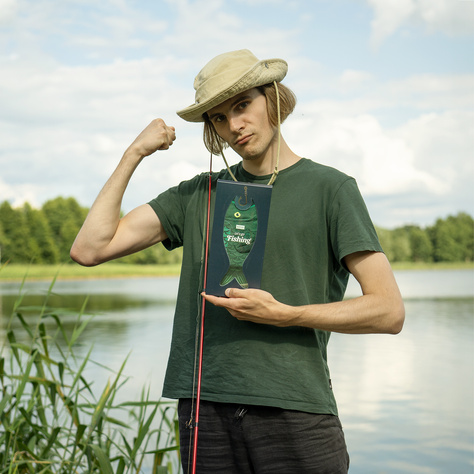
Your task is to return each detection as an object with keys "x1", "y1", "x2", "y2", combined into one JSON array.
[{"x1": 191, "y1": 153, "x2": 213, "y2": 474}]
